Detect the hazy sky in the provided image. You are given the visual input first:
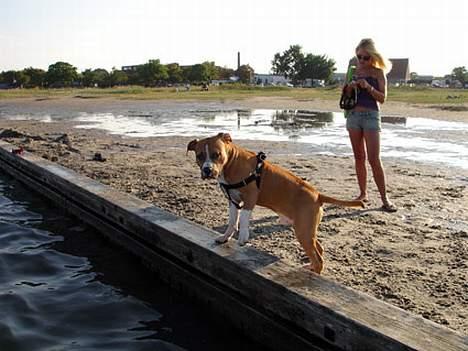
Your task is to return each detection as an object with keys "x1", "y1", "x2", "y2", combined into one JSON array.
[{"x1": 1, "y1": 0, "x2": 467, "y2": 76}]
